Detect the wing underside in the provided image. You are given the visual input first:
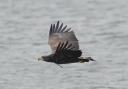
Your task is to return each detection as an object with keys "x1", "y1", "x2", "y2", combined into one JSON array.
[{"x1": 48, "y1": 21, "x2": 79, "y2": 53}]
